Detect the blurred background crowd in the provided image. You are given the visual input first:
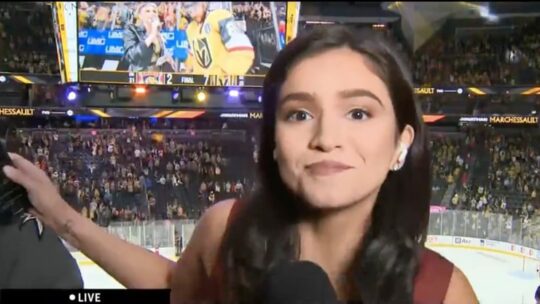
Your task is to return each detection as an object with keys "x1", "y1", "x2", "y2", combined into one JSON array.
[{"x1": 0, "y1": 3, "x2": 538, "y2": 250}]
